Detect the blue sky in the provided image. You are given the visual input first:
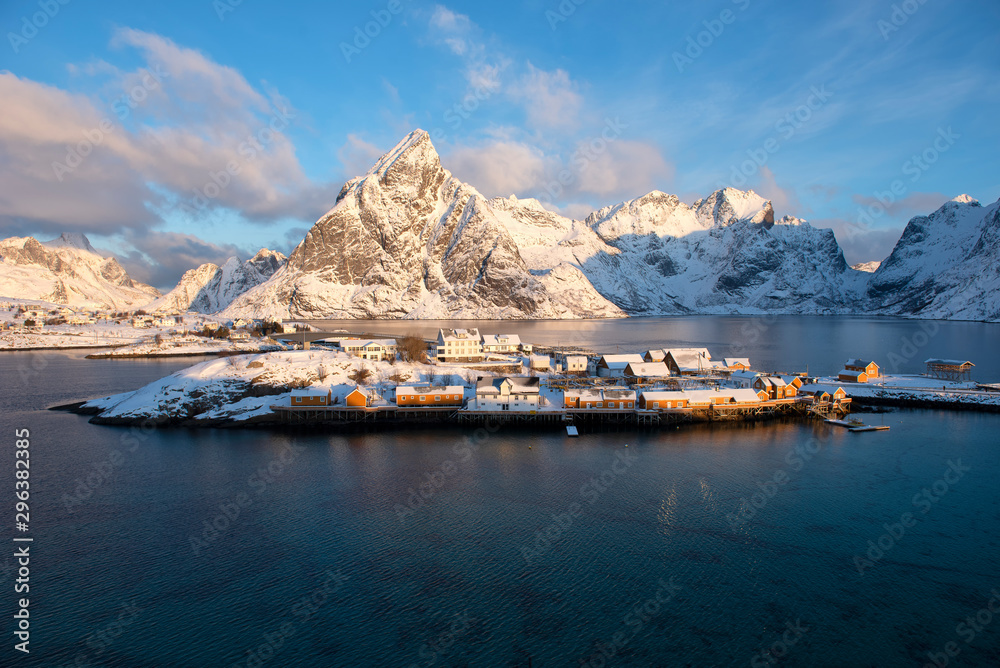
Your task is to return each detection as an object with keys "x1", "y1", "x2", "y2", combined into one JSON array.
[{"x1": 1, "y1": 0, "x2": 998, "y2": 288}]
